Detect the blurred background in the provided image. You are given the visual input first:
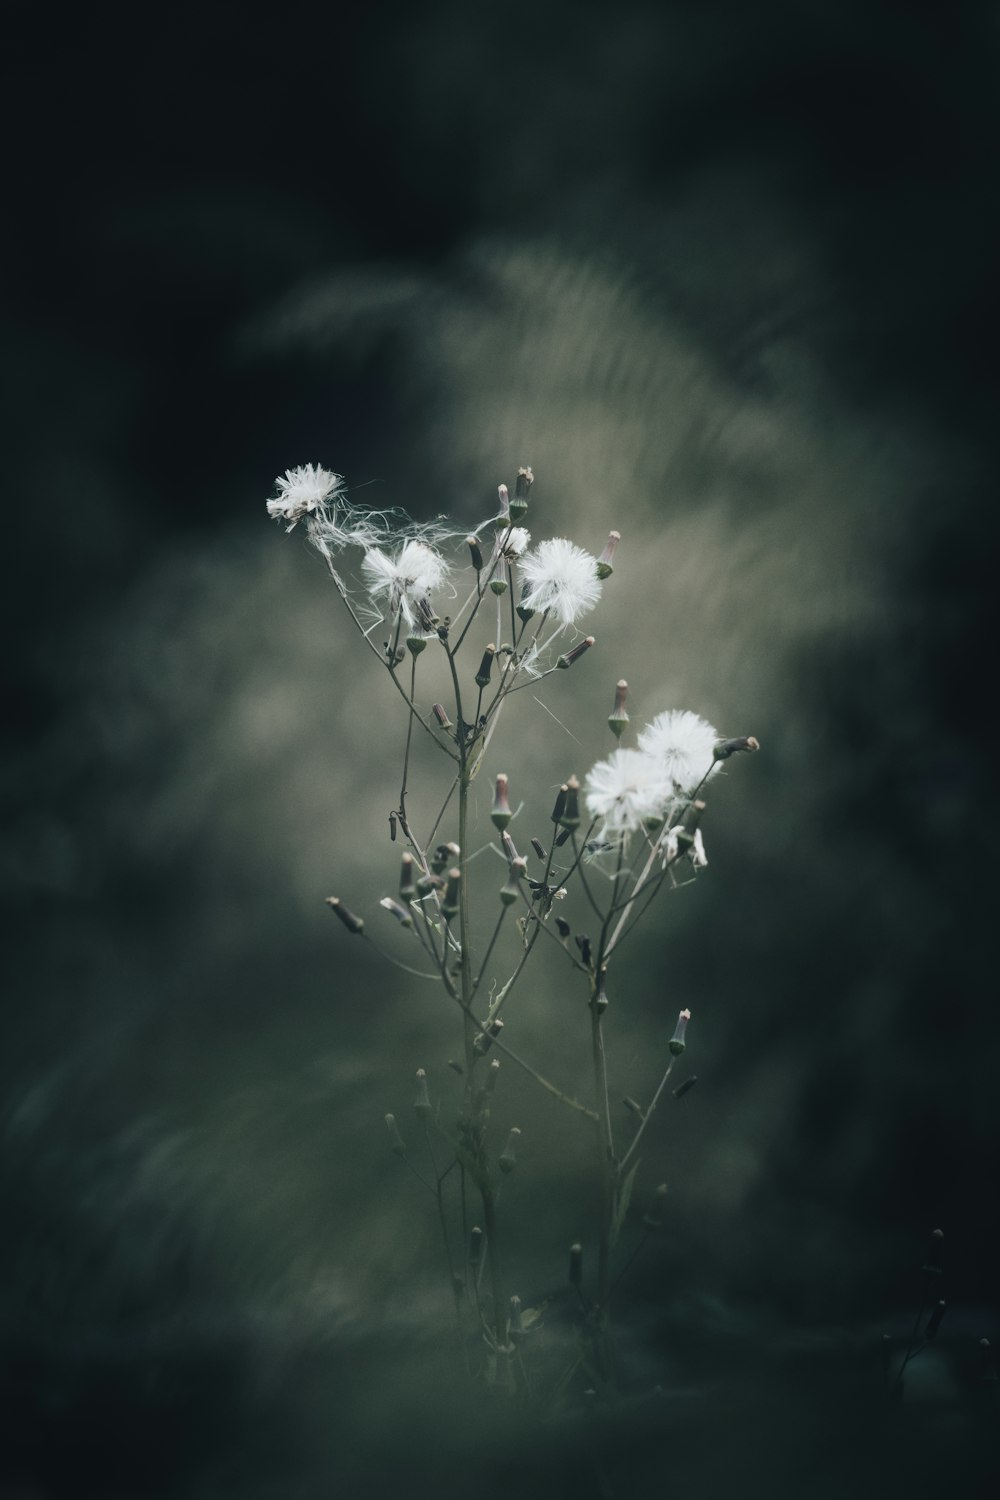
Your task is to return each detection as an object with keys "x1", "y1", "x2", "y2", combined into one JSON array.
[{"x1": 3, "y1": 0, "x2": 998, "y2": 1495}]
